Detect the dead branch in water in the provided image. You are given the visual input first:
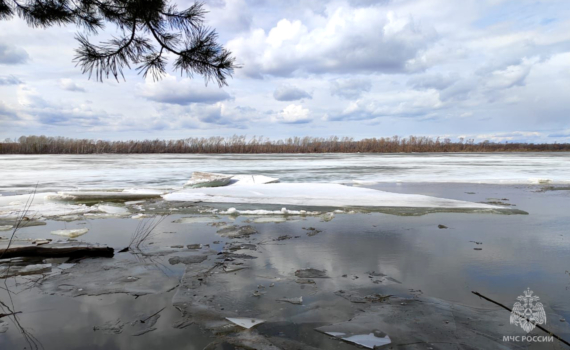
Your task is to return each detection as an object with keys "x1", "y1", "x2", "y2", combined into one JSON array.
[
  {"x1": 472, "y1": 291, "x2": 570, "y2": 347},
  {"x1": 0, "y1": 245, "x2": 114, "y2": 259},
  {"x1": 129, "y1": 216, "x2": 166, "y2": 250},
  {"x1": 0, "y1": 183, "x2": 38, "y2": 261}
]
